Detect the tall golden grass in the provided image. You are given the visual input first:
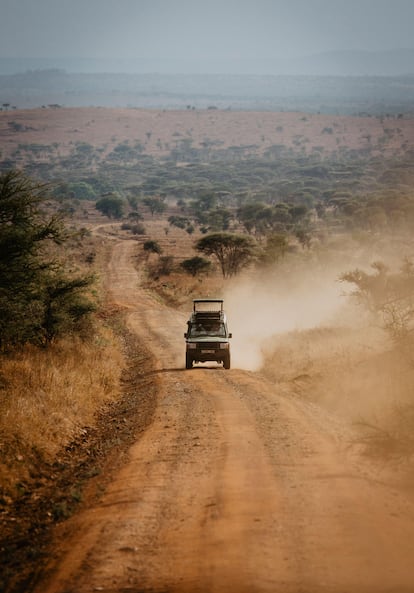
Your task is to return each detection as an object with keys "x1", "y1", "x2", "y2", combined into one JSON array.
[{"x1": 0, "y1": 327, "x2": 124, "y2": 492}]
